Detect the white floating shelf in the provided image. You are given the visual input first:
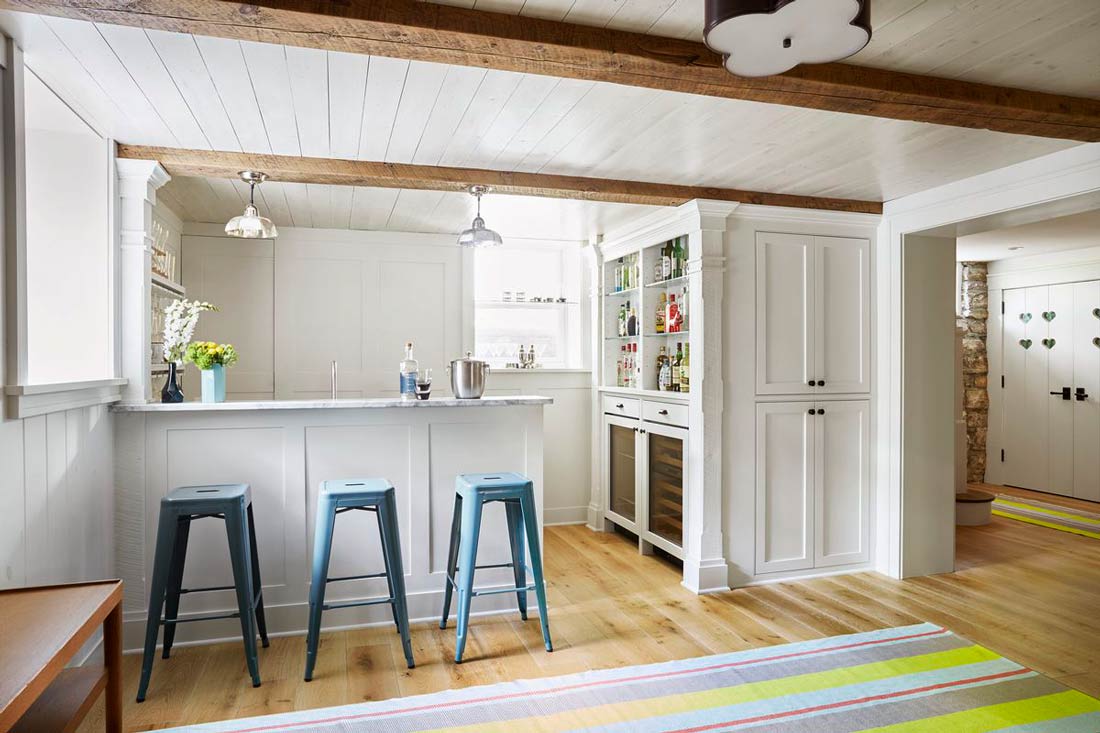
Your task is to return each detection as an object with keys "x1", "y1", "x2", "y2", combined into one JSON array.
[
  {"x1": 605, "y1": 334, "x2": 640, "y2": 341},
  {"x1": 644, "y1": 330, "x2": 690, "y2": 337},
  {"x1": 645, "y1": 275, "x2": 689, "y2": 288},
  {"x1": 151, "y1": 274, "x2": 186, "y2": 296},
  {"x1": 605, "y1": 287, "x2": 639, "y2": 297},
  {"x1": 476, "y1": 299, "x2": 577, "y2": 307}
]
